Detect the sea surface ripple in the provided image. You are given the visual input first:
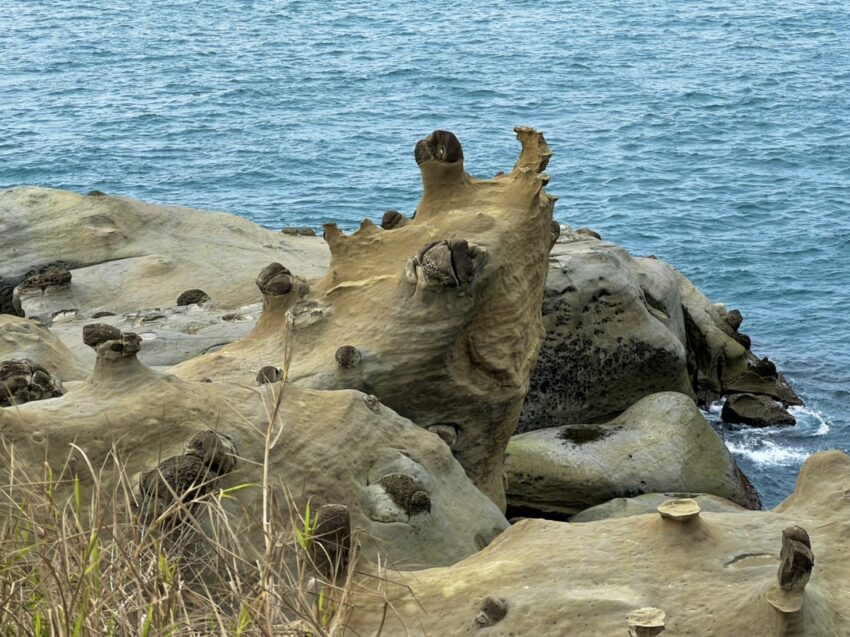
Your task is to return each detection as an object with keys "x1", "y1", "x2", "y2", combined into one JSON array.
[{"x1": 2, "y1": 0, "x2": 849, "y2": 506}]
